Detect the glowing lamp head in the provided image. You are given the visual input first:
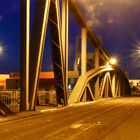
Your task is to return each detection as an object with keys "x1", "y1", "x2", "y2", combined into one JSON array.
[
  {"x1": 109, "y1": 58, "x2": 117, "y2": 65},
  {"x1": 0, "y1": 46, "x2": 3, "y2": 54}
]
